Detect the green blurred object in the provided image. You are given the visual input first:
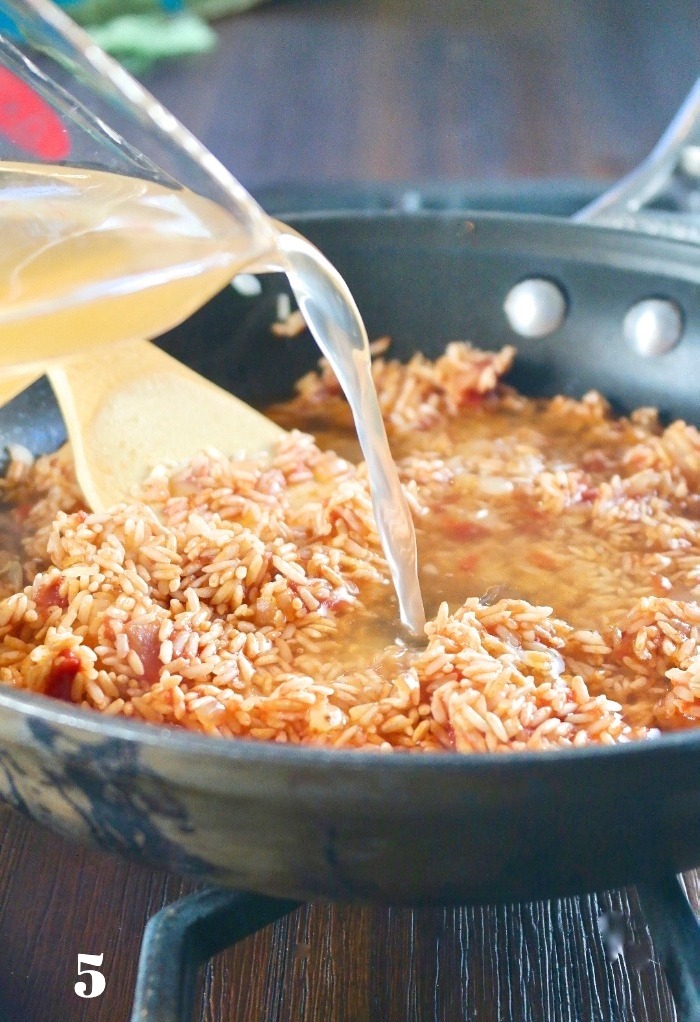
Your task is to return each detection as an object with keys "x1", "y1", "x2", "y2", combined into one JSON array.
[
  {"x1": 86, "y1": 11, "x2": 215, "y2": 73},
  {"x1": 63, "y1": 0, "x2": 268, "y2": 72}
]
